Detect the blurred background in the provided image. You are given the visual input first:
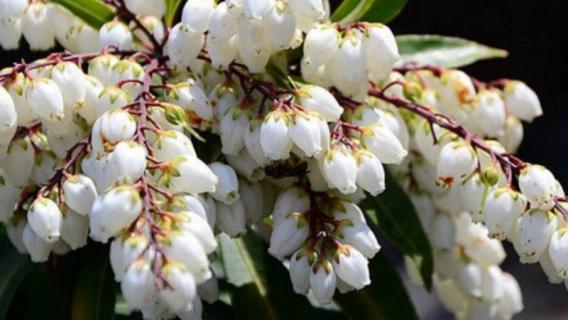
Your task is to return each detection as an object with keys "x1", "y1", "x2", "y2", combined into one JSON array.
[{"x1": 1, "y1": 0, "x2": 568, "y2": 319}]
